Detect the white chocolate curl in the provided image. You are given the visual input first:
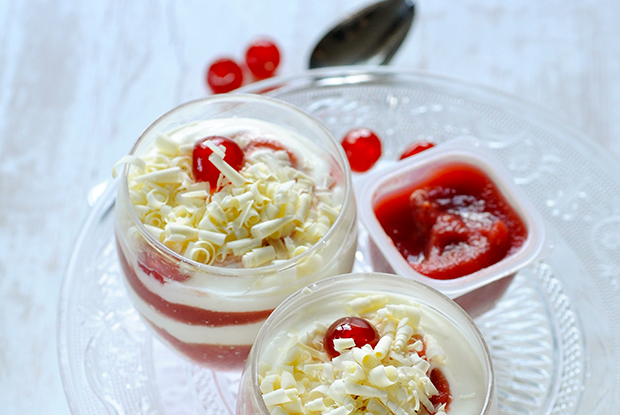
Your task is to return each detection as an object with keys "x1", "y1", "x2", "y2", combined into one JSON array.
[
  {"x1": 393, "y1": 318, "x2": 415, "y2": 352},
  {"x1": 386, "y1": 304, "x2": 421, "y2": 328},
  {"x1": 353, "y1": 346, "x2": 377, "y2": 369},
  {"x1": 342, "y1": 361, "x2": 366, "y2": 382},
  {"x1": 347, "y1": 295, "x2": 388, "y2": 315},
  {"x1": 112, "y1": 155, "x2": 146, "y2": 178},
  {"x1": 242, "y1": 246, "x2": 276, "y2": 268},
  {"x1": 333, "y1": 338, "x2": 356, "y2": 354},
  {"x1": 304, "y1": 397, "x2": 328, "y2": 412},
  {"x1": 374, "y1": 332, "x2": 394, "y2": 360},
  {"x1": 368, "y1": 365, "x2": 398, "y2": 388},
  {"x1": 262, "y1": 388, "x2": 299, "y2": 406},
  {"x1": 251, "y1": 216, "x2": 294, "y2": 240},
  {"x1": 208, "y1": 152, "x2": 247, "y2": 188}
]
